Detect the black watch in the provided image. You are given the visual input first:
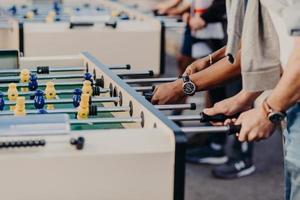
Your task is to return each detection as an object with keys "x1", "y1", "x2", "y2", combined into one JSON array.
[
  {"x1": 263, "y1": 99, "x2": 286, "y2": 124},
  {"x1": 182, "y1": 75, "x2": 196, "y2": 96}
]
